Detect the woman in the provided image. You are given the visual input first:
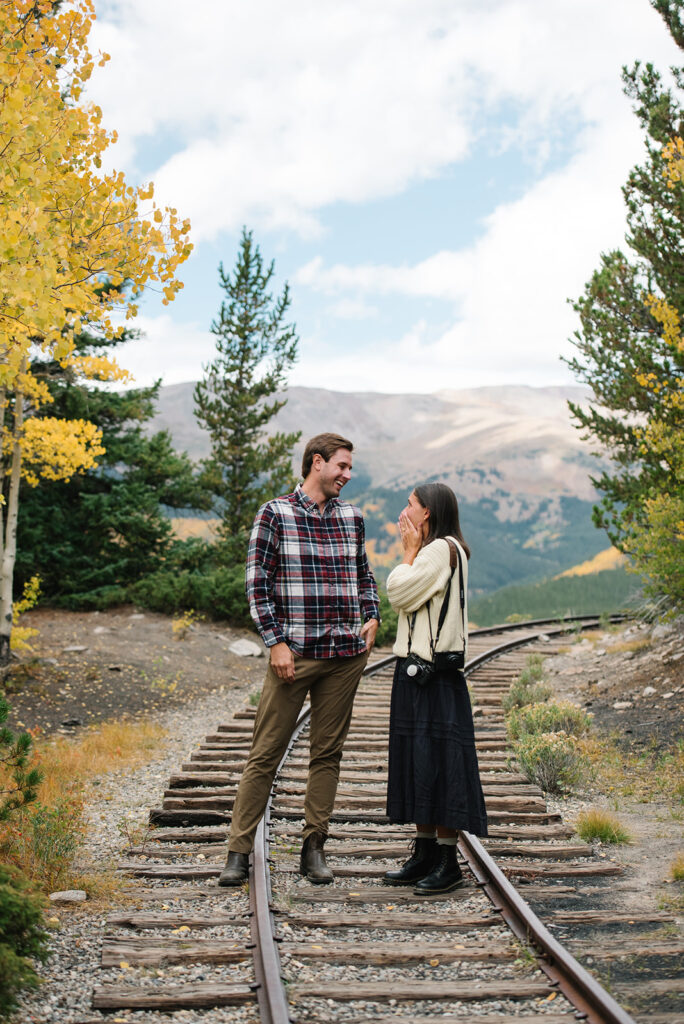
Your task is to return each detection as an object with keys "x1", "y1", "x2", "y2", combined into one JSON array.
[{"x1": 384, "y1": 482, "x2": 487, "y2": 894}]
